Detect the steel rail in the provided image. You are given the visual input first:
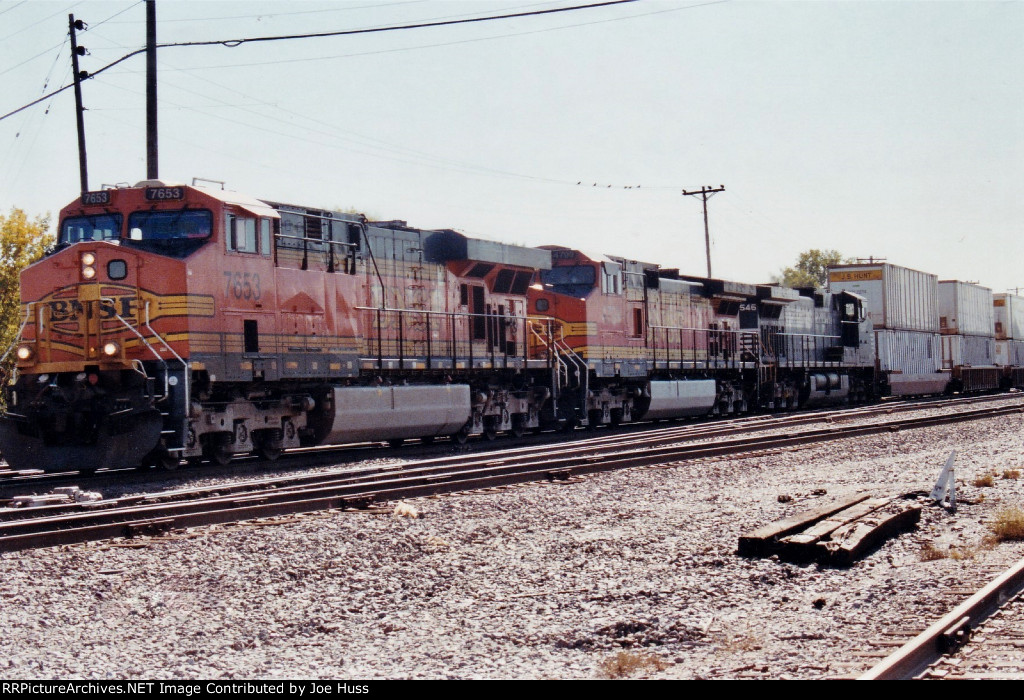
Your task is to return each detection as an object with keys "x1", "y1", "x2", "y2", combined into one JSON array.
[
  {"x1": 0, "y1": 392, "x2": 1010, "y2": 497},
  {"x1": 3, "y1": 395, "x2": 1017, "y2": 521},
  {"x1": 0, "y1": 401, "x2": 1021, "y2": 553},
  {"x1": 860, "y1": 557, "x2": 1024, "y2": 680}
]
